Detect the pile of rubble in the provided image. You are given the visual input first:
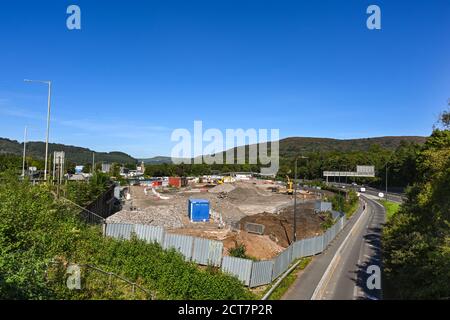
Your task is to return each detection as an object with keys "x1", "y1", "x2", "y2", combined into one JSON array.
[
  {"x1": 208, "y1": 183, "x2": 236, "y2": 193},
  {"x1": 106, "y1": 205, "x2": 184, "y2": 229}
]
